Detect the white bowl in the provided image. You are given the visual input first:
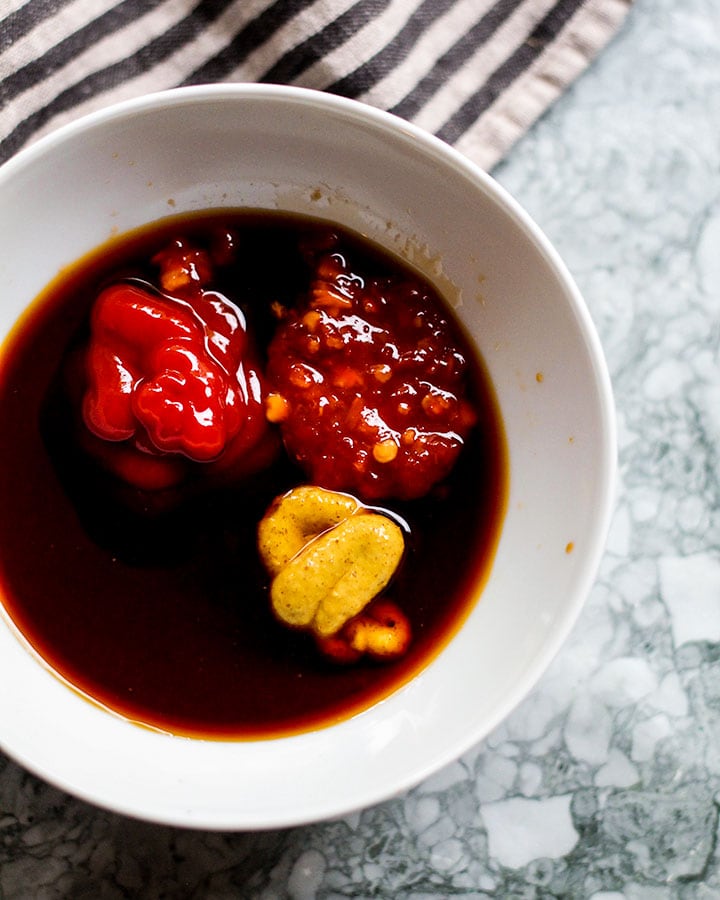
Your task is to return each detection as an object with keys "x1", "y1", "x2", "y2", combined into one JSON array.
[{"x1": 0, "y1": 84, "x2": 615, "y2": 829}]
